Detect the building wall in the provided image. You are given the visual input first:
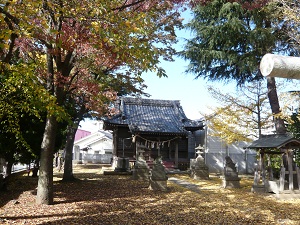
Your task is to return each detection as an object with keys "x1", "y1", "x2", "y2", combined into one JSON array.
[
  {"x1": 194, "y1": 129, "x2": 257, "y2": 175},
  {"x1": 73, "y1": 130, "x2": 113, "y2": 164},
  {"x1": 82, "y1": 152, "x2": 112, "y2": 164},
  {"x1": 85, "y1": 139, "x2": 113, "y2": 155}
]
